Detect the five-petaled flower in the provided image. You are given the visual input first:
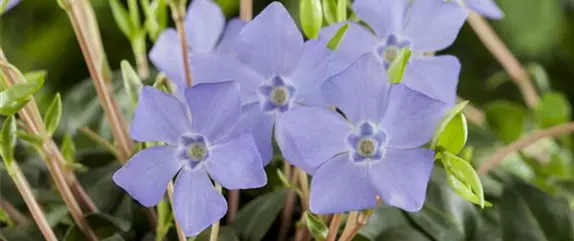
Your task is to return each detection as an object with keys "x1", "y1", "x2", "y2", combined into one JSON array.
[
  {"x1": 149, "y1": 0, "x2": 246, "y2": 98},
  {"x1": 113, "y1": 82, "x2": 267, "y2": 236},
  {"x1": 191, "y1": 2, "x2": 345, "y2": 165},
  {"x1": 320, "y1": 0, "x2": 466, "y2": 105},
  {"x1": 276, "y1": 54, "x2": 449, "y2": 213}
]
